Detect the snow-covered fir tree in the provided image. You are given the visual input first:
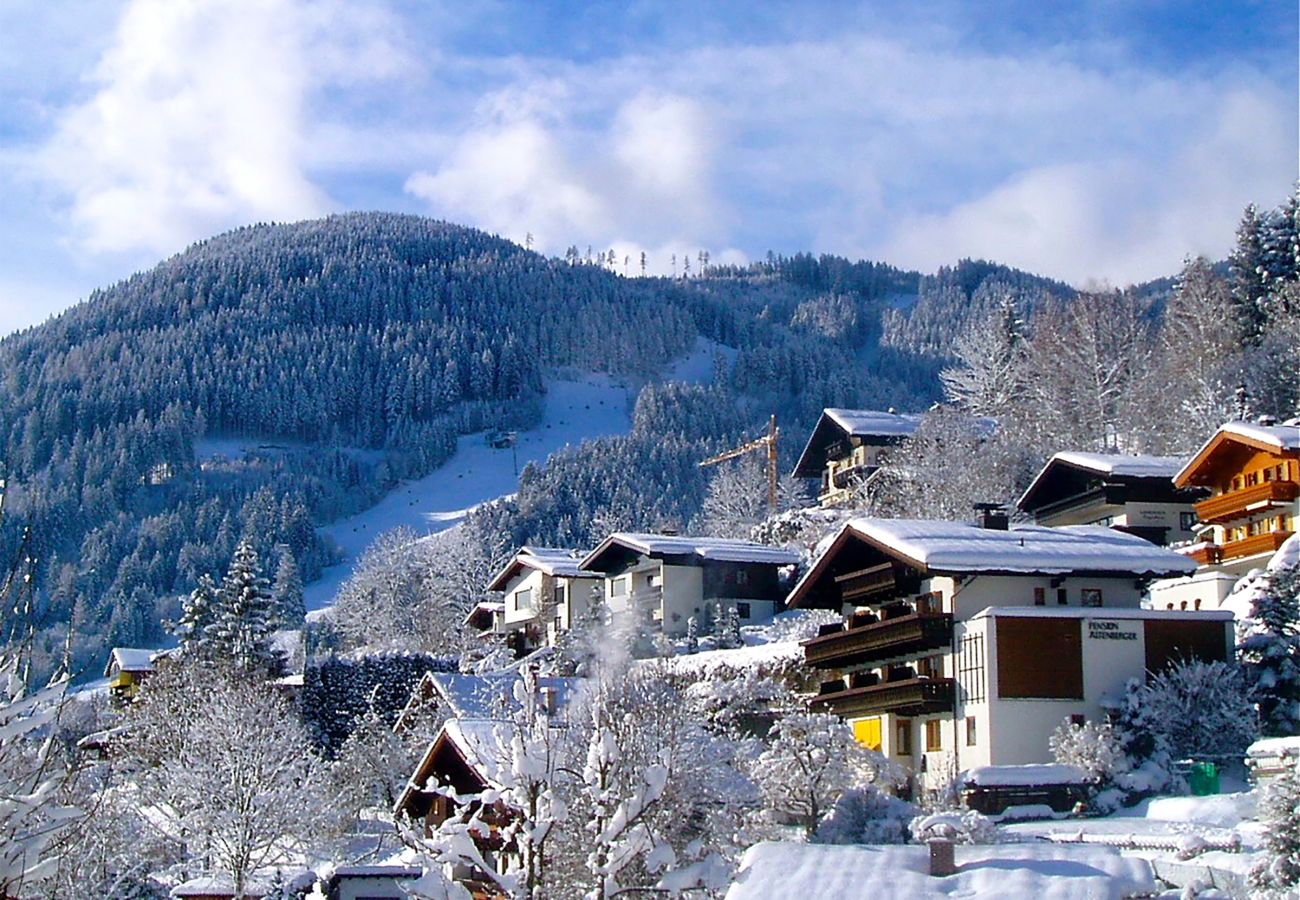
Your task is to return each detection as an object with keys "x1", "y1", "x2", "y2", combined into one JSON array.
[
  {"x1": 271, "y1": 548, "x2": 306, "y2": 629},
  {"x1": 1238, "y1": 563, "x2": 1300, "y2": 736},
  {"x1": 207, "y1": 540, "x2": 282, "y2": 674},
  {"x1": 172, "y1": 573, "x2": 220, "y2": 657},
  {"x1": 1249, "y1": 759, "x2": 1300, "y2": 897}
]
